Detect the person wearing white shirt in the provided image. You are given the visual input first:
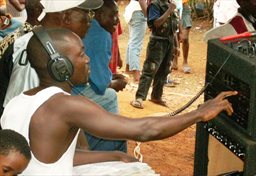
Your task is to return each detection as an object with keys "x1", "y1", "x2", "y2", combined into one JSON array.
[
  {"x1": 124, "y1": 0, "x2": 147, "y2": 82},
  {"x1": 205, "y1": 0, "x2": 255, "y2": 42},
  {"x1": 213, "y1": 0, "x2": 240, "y2": 27}
]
